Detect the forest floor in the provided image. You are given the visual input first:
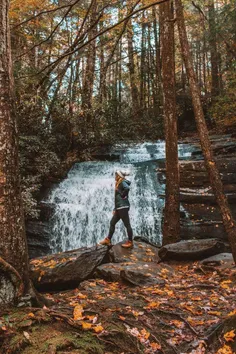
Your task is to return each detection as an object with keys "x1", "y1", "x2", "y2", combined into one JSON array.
[{"x1": 0, "y1": 260, "x2": 235, "y2": 354}]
